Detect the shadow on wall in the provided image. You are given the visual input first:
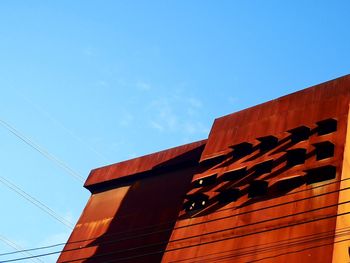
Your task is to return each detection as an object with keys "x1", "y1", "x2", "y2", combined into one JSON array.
[{"x1": 83, "y1": 144, "x2": 205, "y2": 263}]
